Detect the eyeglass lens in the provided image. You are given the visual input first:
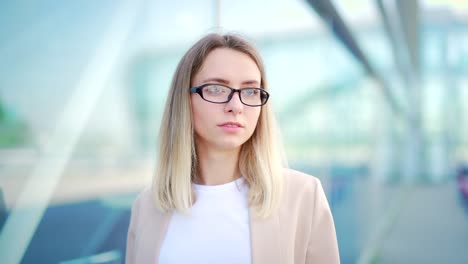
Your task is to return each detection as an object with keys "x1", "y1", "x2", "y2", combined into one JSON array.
[{"x1": 201, "y1": 84, "x2": 266, "y2": 106}]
